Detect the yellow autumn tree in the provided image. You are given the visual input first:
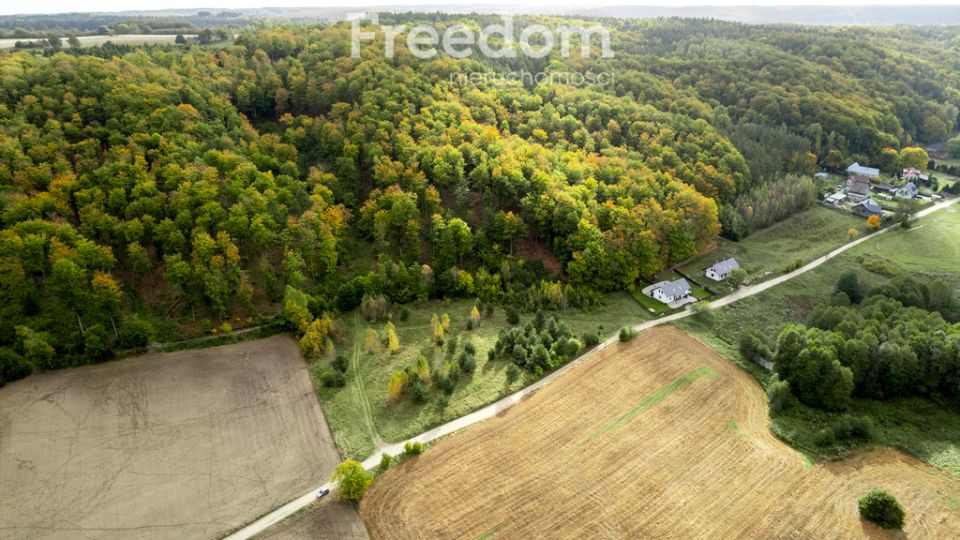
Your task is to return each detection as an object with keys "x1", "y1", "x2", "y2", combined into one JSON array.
[
  {"x1": 416, "y1": 356, "x2": 431, "y2": 384},
  {"x1": 364, "y1": 327, "x2": 380, "y2": 353},
  {"x1": 470, "y1": 305, "x2": 481, "y2": 328},
  {"x1": 385, "y1": 321, "x2": 400, "y2": 354},
  {"x1": 441, "y1": 312, "x2": 450, "y2": 329},
  {"x1": 388, "y1": 370, "x2": 410, "y2": 397},
  {"x1": 866, "y1": 215, "x2": 881, "y2": 230},
  {"x1": 433, "y1": 320, "x2": 445, "y2": 344}
]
